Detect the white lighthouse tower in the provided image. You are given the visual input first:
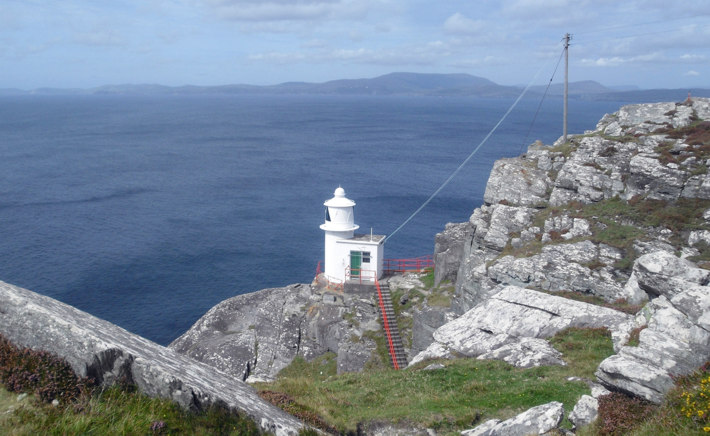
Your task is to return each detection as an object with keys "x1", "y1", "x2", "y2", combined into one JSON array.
[{"x1": 320, "y1": 187, "x2": 385, "y2": 284}]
